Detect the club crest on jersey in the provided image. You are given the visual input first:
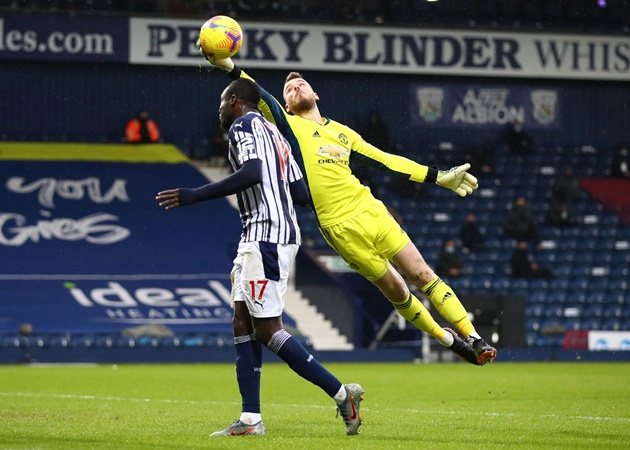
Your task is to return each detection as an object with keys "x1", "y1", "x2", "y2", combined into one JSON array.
[
  {"x1": 338, "y1": 133, "x2": 348, "y2": 145},
  {"x1": 318, "y1": 145, "x2": 348, "y2": 158}
]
